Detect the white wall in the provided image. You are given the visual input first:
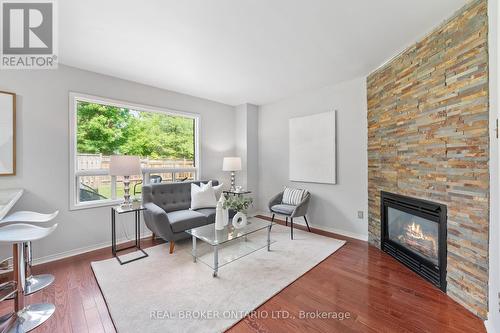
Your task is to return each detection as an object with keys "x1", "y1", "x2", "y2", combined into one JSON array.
[
  {"x1": 0, "y1": 65, "x2": 236, "y2": 262},
  {"x1": 257, "y1": 77, "x2": 368, "y2": 240},
  {"x1": 246, "y1": 104, "x2": 259, "y2": 208},
  {"x1": 234, "y1": 104, "x2": 259, "y2": 212},
  {"x1": 235, "y1": 104, "x2": 248, "y2": 189},
  {"x1": 487, "y1": 0, "x2": 500, "y2": 331}
]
